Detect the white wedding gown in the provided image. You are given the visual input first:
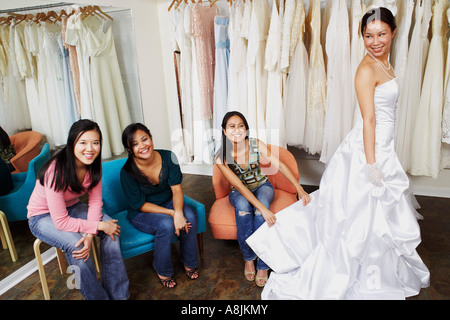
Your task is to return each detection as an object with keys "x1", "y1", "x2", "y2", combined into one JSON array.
[{"x1": 247, "y1": 78, "x2": 430, "y2": 300}]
